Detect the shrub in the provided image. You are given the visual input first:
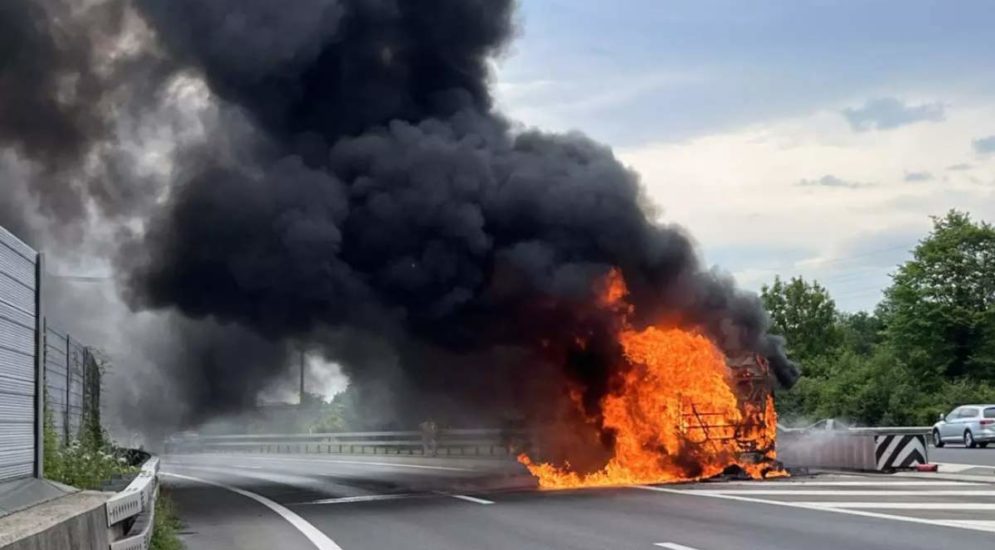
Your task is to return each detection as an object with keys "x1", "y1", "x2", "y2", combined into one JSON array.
[
  {"x1": 43, "y1": 400, "x2": 136, "y2": 490},
  {"x1": 151, "y1": 489, "x2": 184, "y2": 550}
]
